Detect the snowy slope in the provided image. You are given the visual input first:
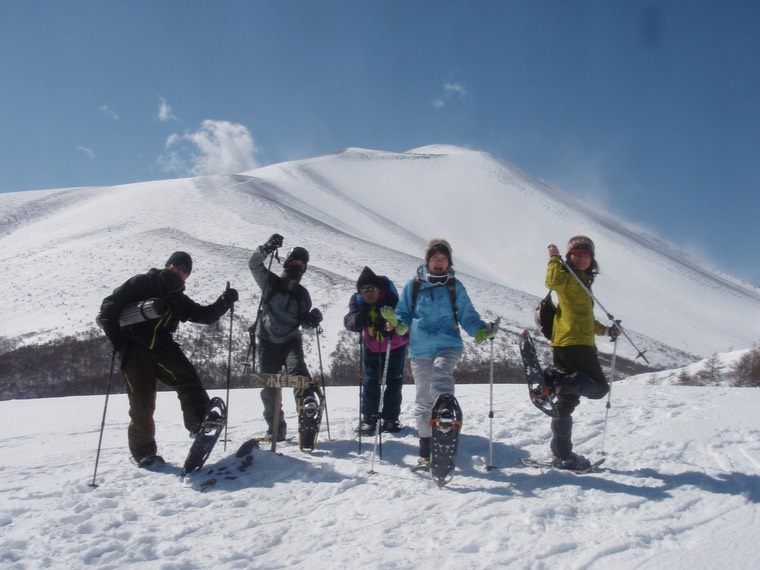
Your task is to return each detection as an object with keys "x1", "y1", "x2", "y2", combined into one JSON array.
[
  {"x1": 1, "y1": 385, "x2": 759, "y2": 569},
  {"x1": 0, "y1": 146, "x2": 758, "y2": 370}
]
